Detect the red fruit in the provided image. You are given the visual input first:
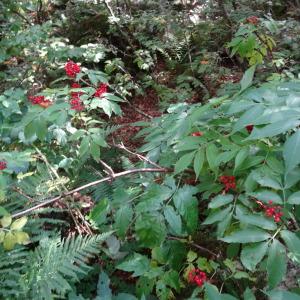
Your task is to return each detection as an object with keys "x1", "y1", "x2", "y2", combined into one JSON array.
[
  {"x1": 94, "y1": 83, "x2": 108, "y2": 98},
  {"x1": 38, "y1": 100, "x2": 52, "y2": 108},
  {"x1": 246, "y1": 124, "x2": 254, "y2": 133},
  {"x1": 187, "y1": 269, "x2": 207, "y2": 287},
  {"x1": 246, "y1": 16, "x2": 259, "y2": 25},
  {"x1": 65, "y1": 60, "x2": 81, "y2": 78},
  {"x1": 71, "y1": 83, "x2": 81, "y2": 88},
  {"x1": 191, "y1": 131, "x2": 203, "y2": 137},
  {"x1": 70, "y1": 95, "x2": 84, "y2": 111},
  {"x1": 28, "y1": 95, "x2": 45, "y2": 105},
  {"x1": 70, "y1": 83, "x2": 84, "y2": 97},
  {"x1": 0, "y1": 161, "x2": 7, "y2": 170}
]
